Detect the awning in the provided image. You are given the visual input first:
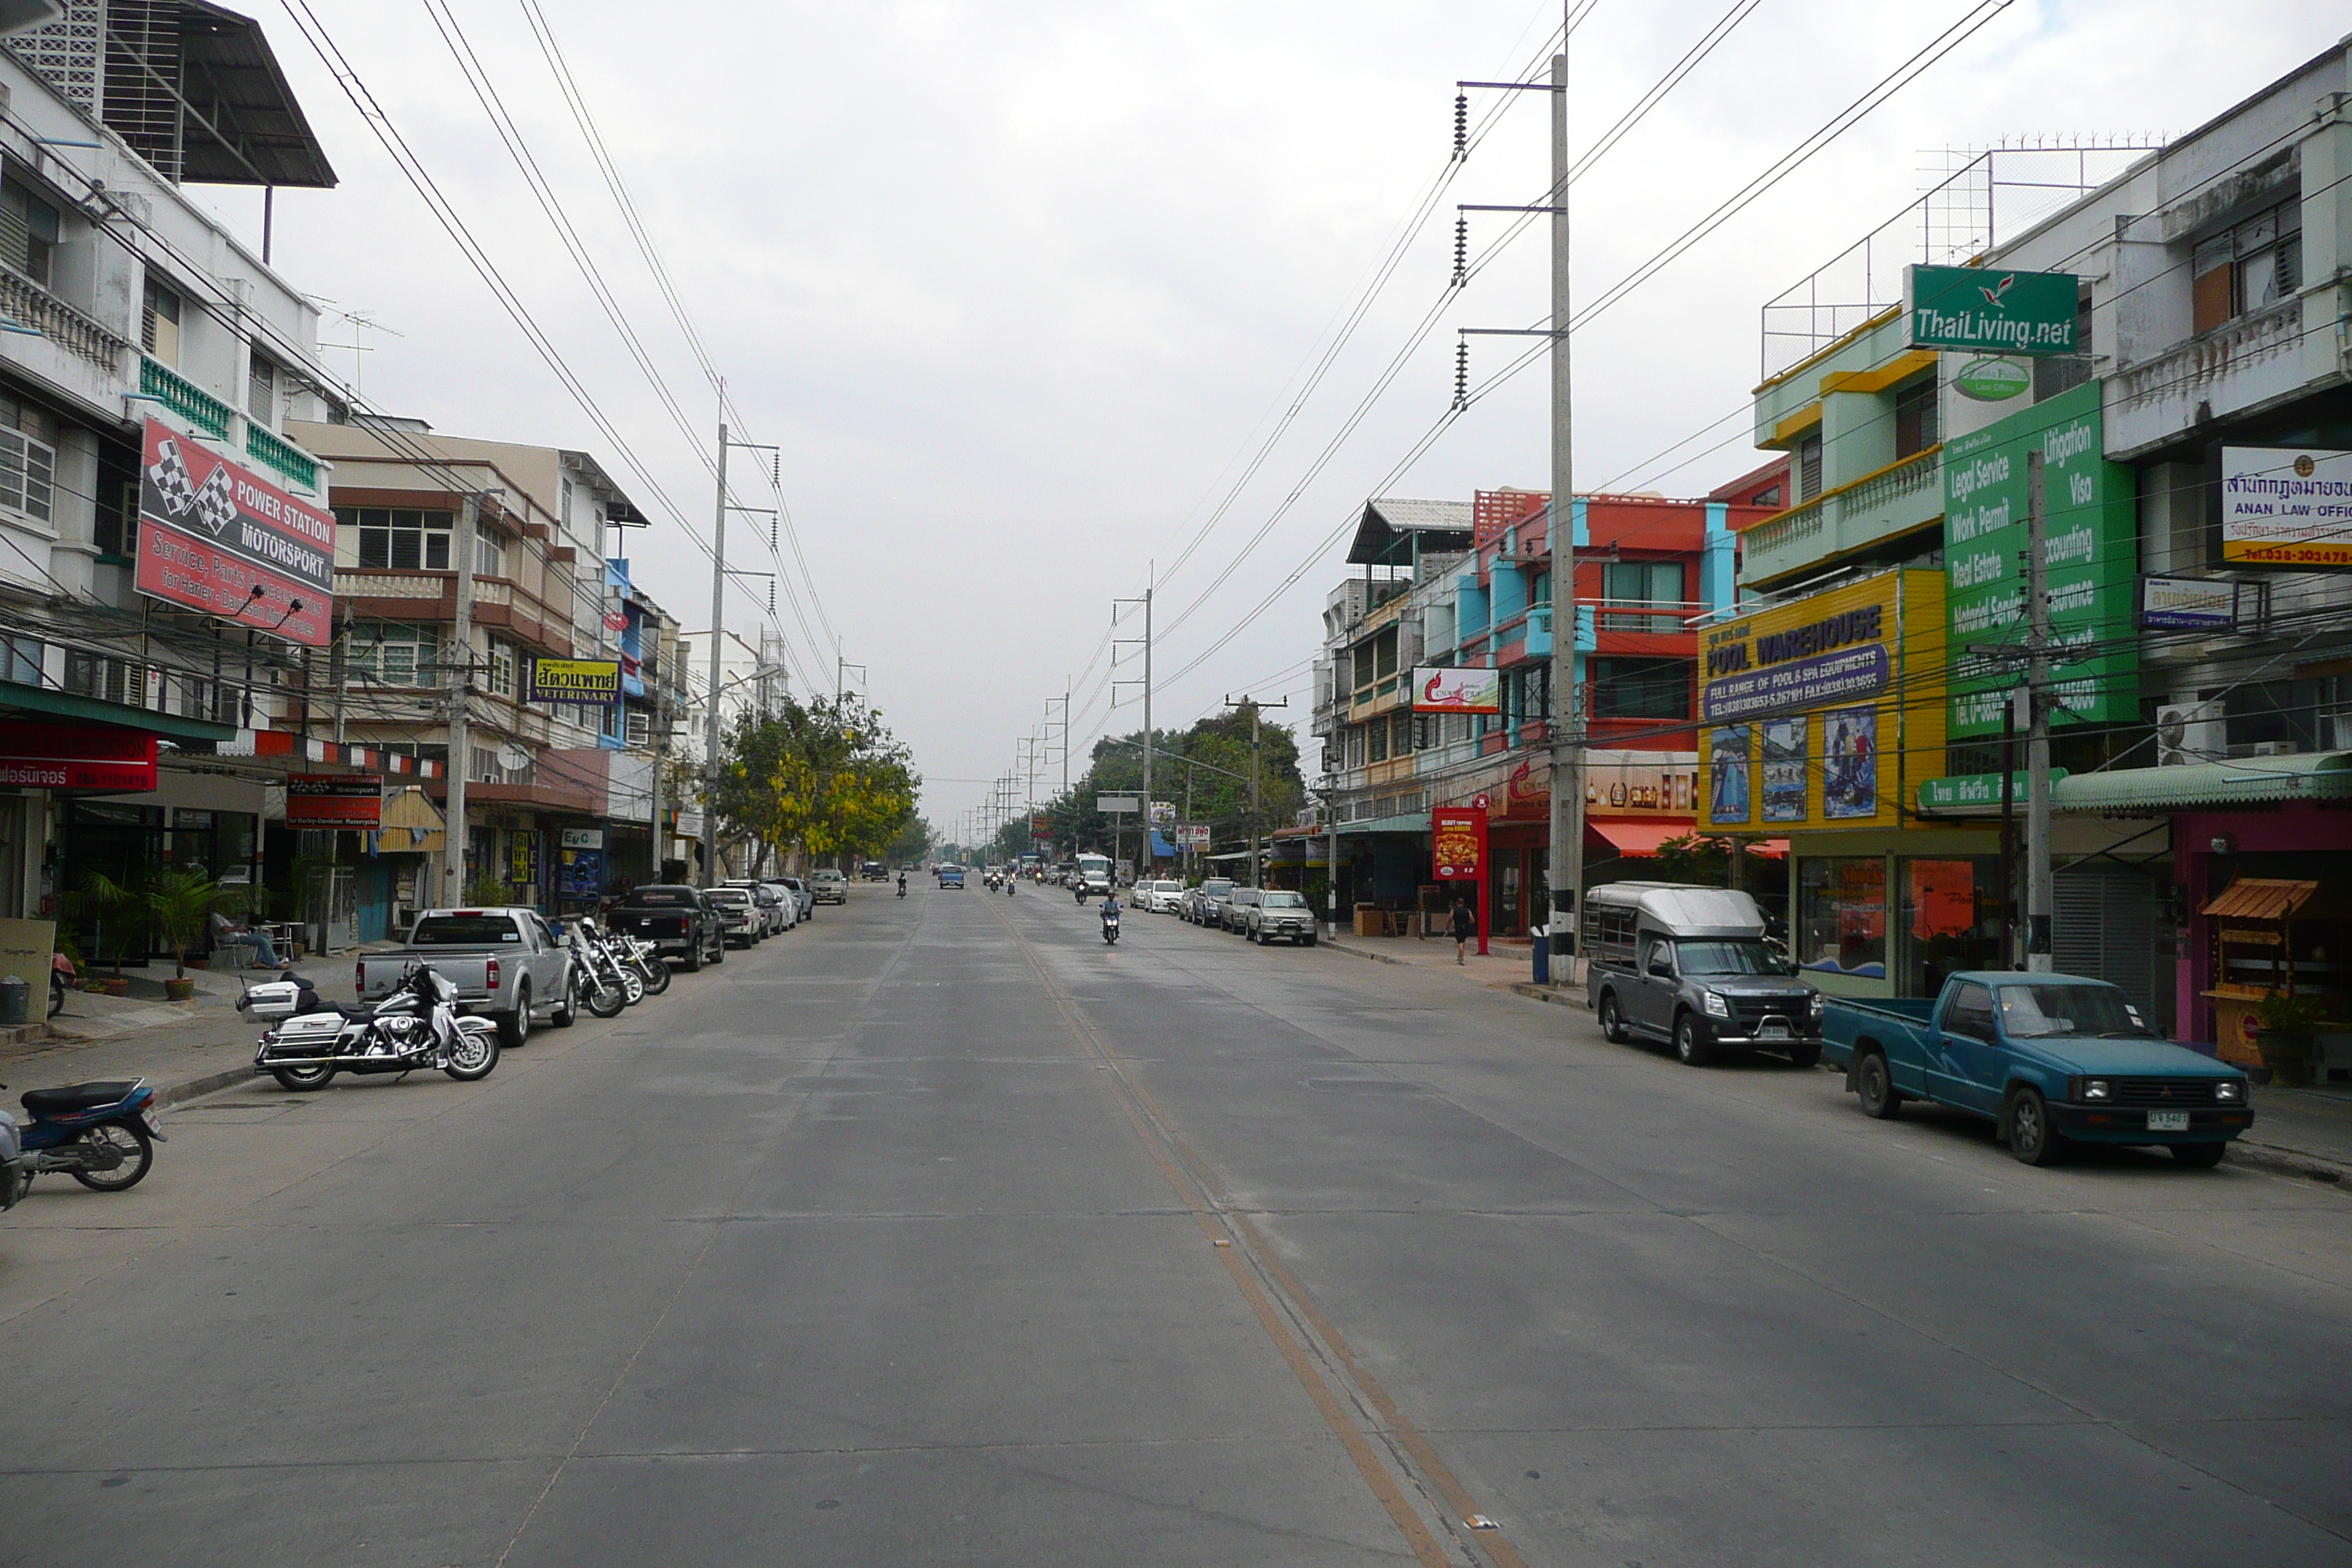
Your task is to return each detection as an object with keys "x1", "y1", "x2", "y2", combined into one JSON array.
[
  {"x1": 1746, "y1": 838, "x2": 1790, "y2": 859},
  {"x1": 2055, "y1": 753, "x2": 2352, "y2": 813},
  {"x1": 1148, "y1": 831, "x2": 1175, "y2": 857},
  {"x1": 1334, "y1": 812, "x2": 1431, "y2": 837},
  {"x1": 1586, "y1": 820, "x2": 1681, "y2": 857},
  {"x1": 2202, "y1": 878, "x2": 2319, "y2": 921}
]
